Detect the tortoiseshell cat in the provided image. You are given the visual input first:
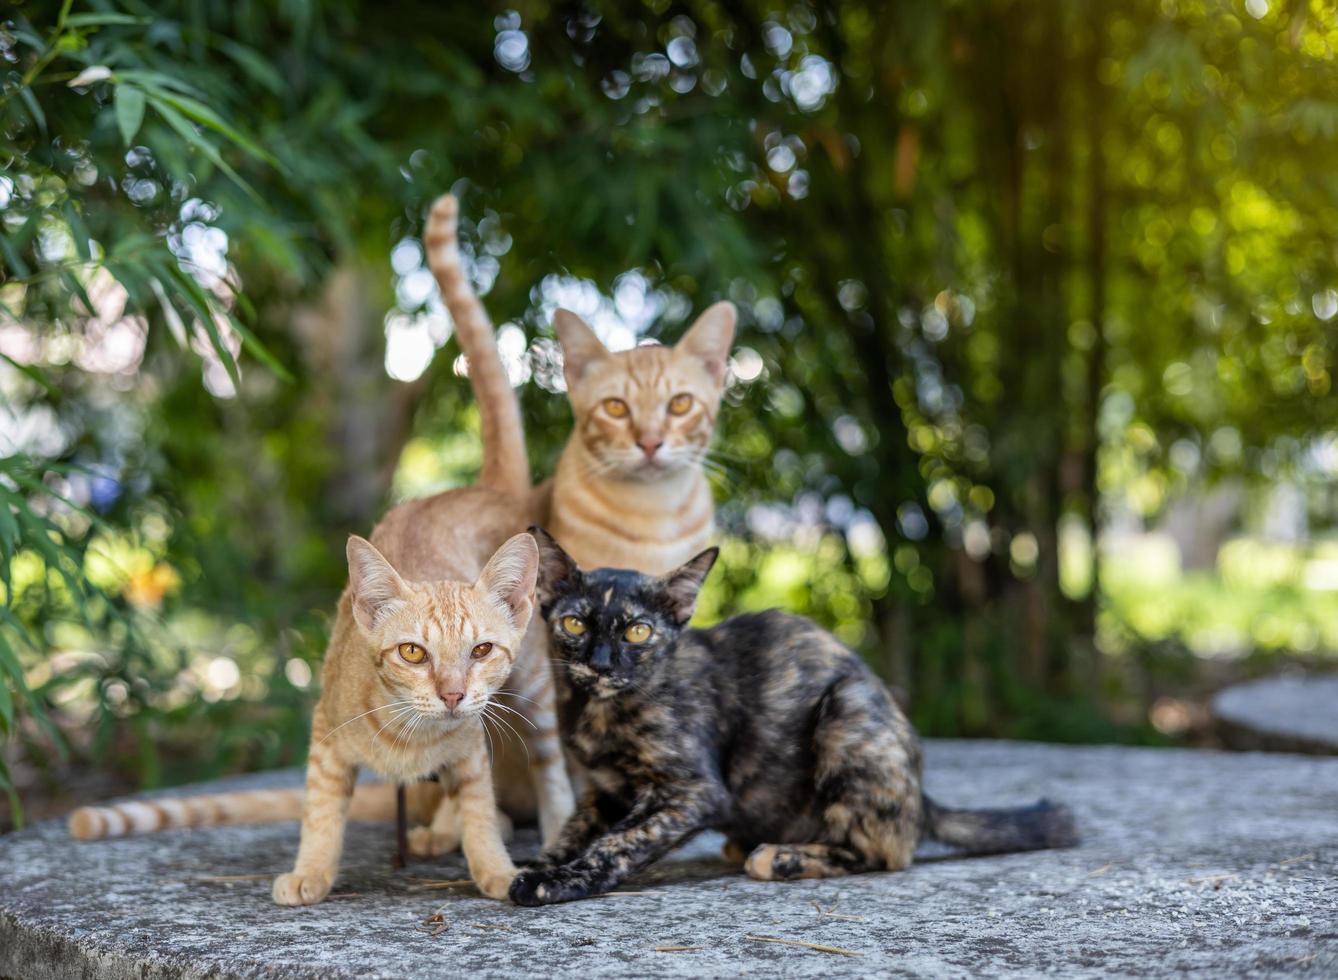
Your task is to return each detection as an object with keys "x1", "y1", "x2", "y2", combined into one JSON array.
[{"x1": 510, "y1": 528, "x2": 1078, "y2": 905}]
